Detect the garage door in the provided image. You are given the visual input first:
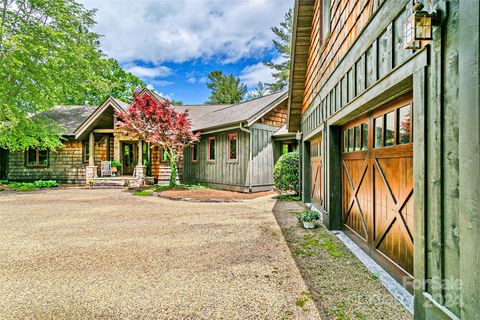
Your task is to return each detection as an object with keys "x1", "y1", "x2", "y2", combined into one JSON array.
[
  {"x1": 310, "y1": 135, "x2": 323, "y2": 209},
  {"x1": 341, "y1": 93, "x2": 414, "y2": 289}
]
